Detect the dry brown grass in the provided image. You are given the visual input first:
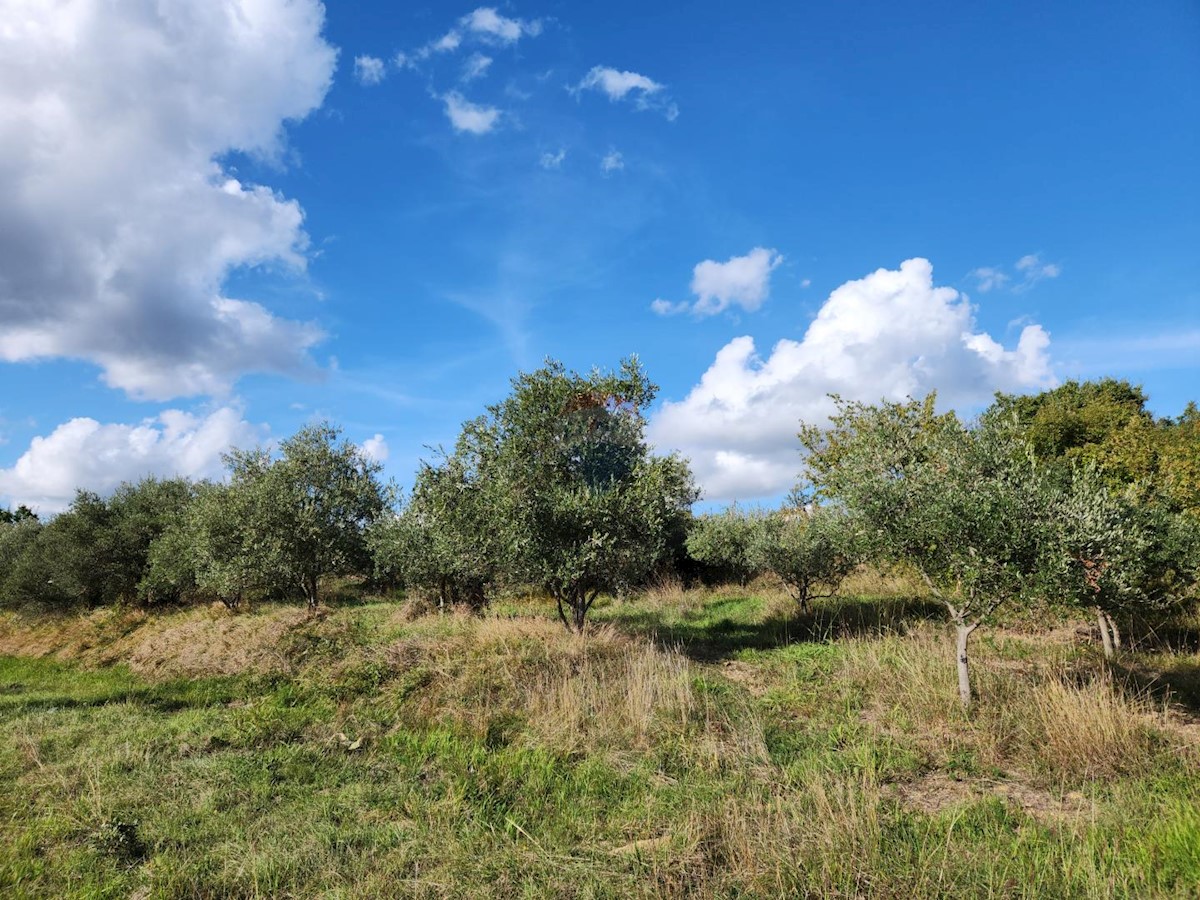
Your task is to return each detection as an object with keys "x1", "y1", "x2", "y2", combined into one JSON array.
[
  {"x1": 0, "y1": 604, "x2": 318, "y2": 677},
  {"x1": 840, "y1": 563, "x2": 923, "y2": 598},
  {"x1": 376, "y1": 614, "x2": 769, "y2": 765},
  {"x1": 840, "y1": 622, "x2": 1192, "y2": 785},
  {"x1": 640, "y1": 571, "x2": 689, "y2": 608}
]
